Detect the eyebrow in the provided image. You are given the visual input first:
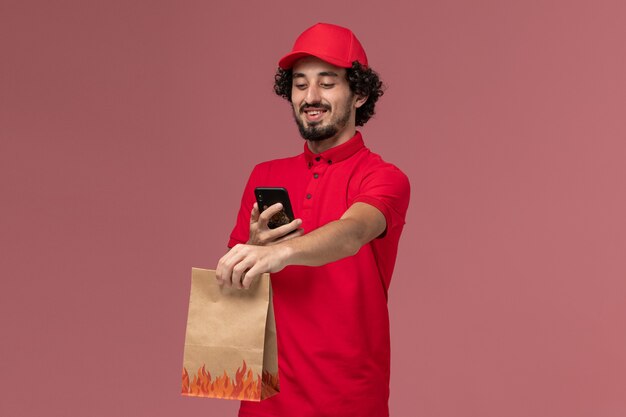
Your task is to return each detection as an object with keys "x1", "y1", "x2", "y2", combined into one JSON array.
[{"x1": 292, "y1": 71, "x2": 339, "y2": 79}]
